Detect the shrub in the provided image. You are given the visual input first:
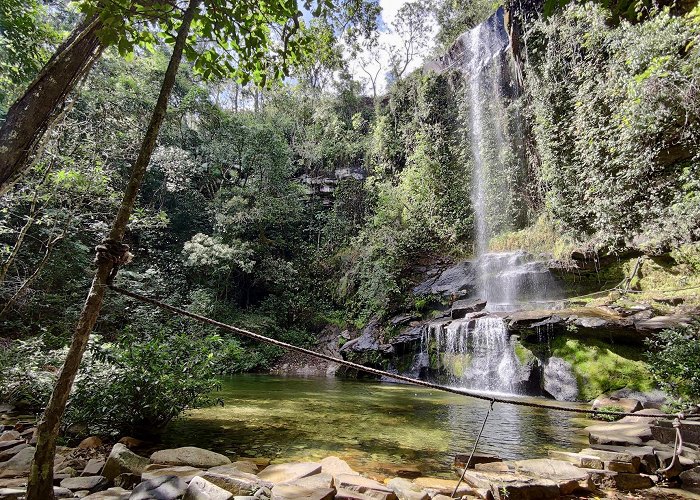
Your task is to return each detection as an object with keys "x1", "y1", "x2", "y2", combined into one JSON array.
[
  {"x1": 592, "y1": 405, "x2": 625, "y2": 422},
  {"x1": 645, "y1": 323, "x2": 700, "y2": 408}
]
